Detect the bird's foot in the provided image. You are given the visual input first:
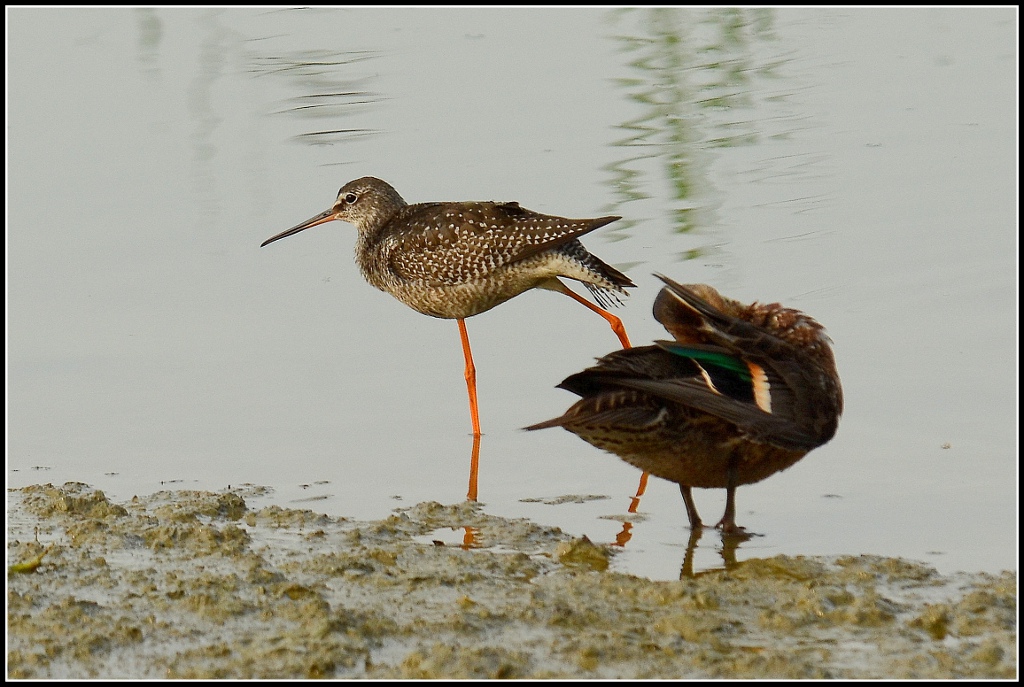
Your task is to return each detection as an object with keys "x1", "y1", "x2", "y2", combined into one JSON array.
[{"x1": 715, "y1": 519, "x2": 758, "y2": 541}]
